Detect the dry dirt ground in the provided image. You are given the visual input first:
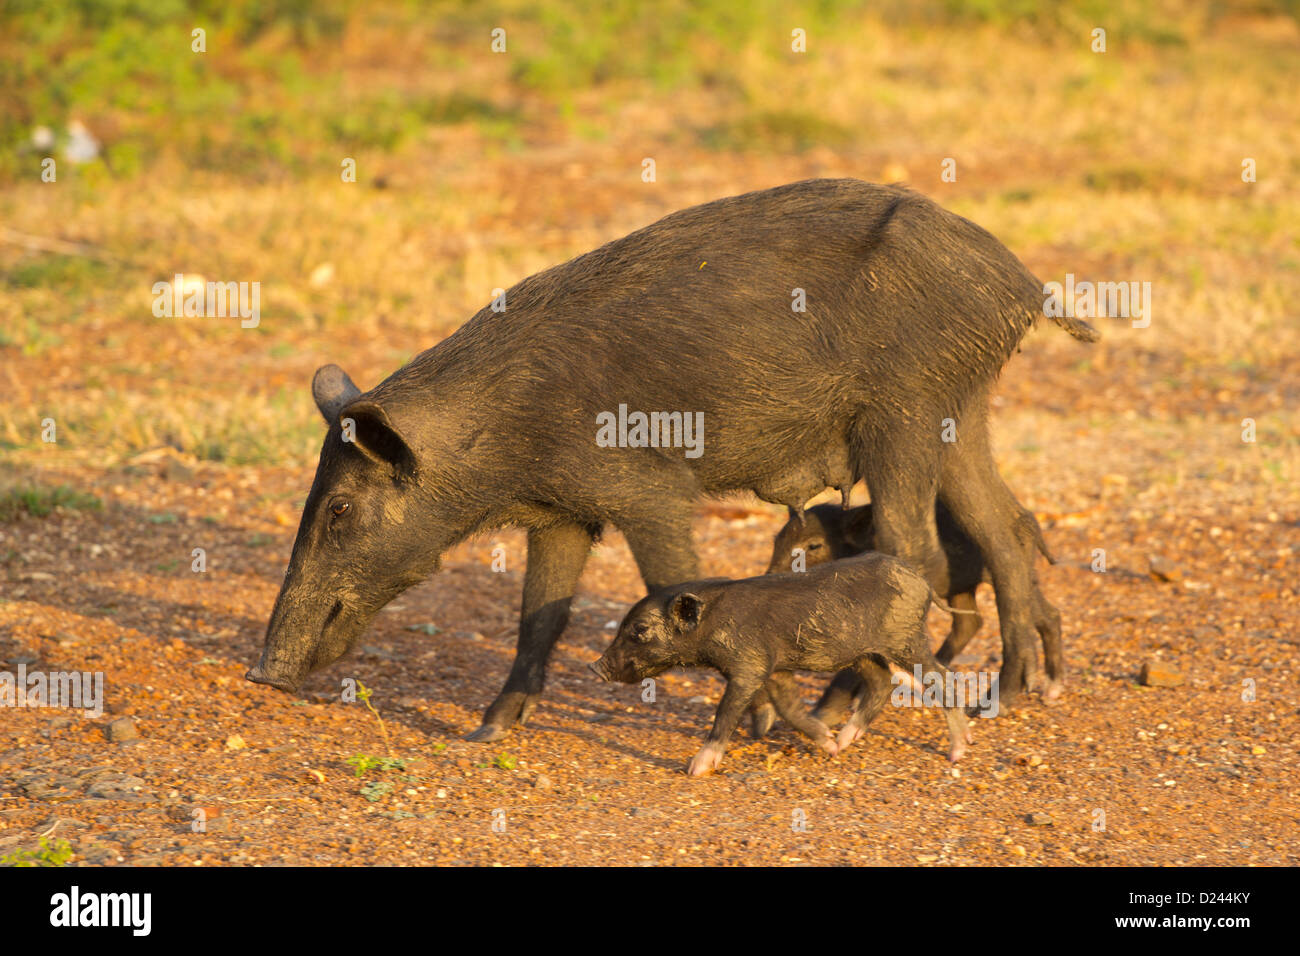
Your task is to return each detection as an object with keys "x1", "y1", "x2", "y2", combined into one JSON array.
[{"x1": 1, "y1": 335, "x2": 1296, "y2": 866}]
